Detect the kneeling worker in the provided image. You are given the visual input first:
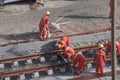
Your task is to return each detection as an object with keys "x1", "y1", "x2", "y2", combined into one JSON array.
[{"x1": 71, "y1": 51, "x2": 86, "y2": 75}]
